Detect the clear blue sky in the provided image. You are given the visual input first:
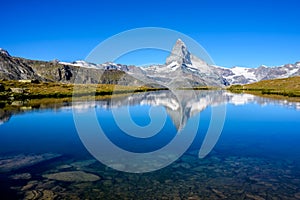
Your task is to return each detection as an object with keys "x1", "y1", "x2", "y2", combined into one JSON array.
[{"x1": 1, "y1": 0, "x2": 300, "y2": 68}]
